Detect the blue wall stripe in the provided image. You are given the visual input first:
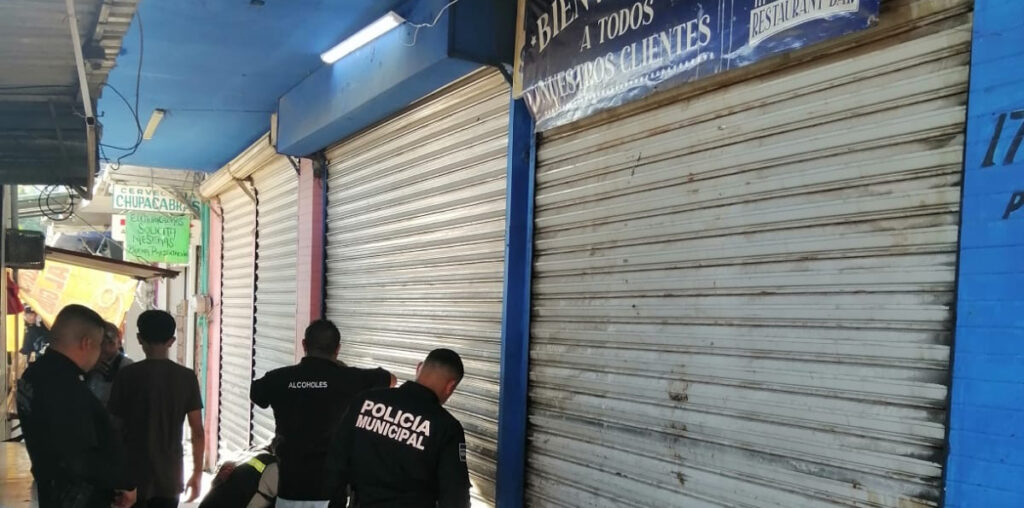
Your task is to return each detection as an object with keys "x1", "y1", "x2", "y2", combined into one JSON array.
[
  {"x1": 495, "y1": 98, "x2": 537, "y2": 508},
  {"x1": 946, "y1": 1, "x2": 1024, "y2": 506}
]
